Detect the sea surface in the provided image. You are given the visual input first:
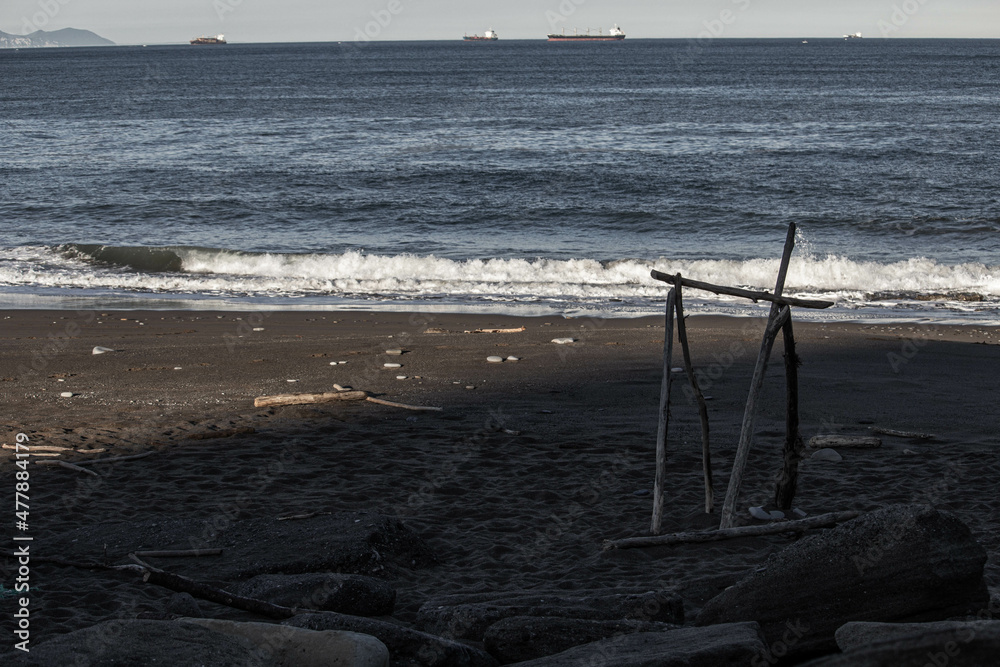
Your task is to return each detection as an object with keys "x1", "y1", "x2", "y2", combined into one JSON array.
[{"x1": 1, "y1": 39, "x2": 999, "y2": 321}]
